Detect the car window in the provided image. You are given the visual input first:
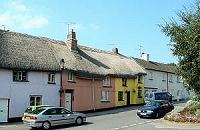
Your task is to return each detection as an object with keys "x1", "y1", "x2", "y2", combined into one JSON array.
[
  {"x1": 30, "y1": 108, "x2": 46, "y2": 114},
  {"x1": 43, "y1": 108, "x2": 57, "y2": 115}
]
